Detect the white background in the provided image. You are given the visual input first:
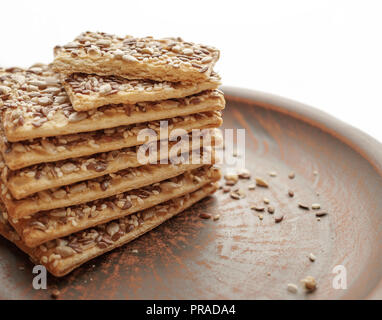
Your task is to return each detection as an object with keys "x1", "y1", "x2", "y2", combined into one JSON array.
[{"x1": 1, "y1": 0, "x2": 381, "y2": 142}]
